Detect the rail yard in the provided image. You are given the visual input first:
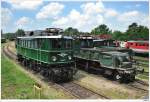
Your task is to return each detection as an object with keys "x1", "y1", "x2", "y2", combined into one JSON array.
[{"x1": 2, "y1": 41, "x2": 149, "y2": 99}]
